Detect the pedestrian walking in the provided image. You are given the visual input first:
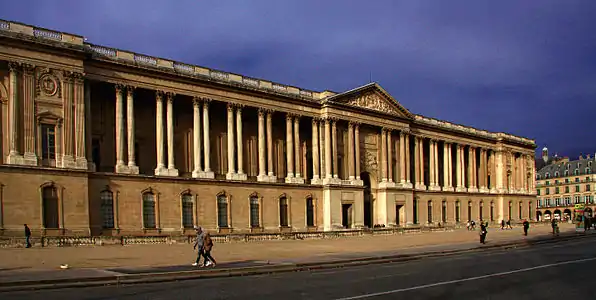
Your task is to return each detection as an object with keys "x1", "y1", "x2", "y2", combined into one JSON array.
[
  {"x1": 479, "y1": 222, "x2": 487, "y2": 244},
  {"x1": 192, "y1": 226, "x2": 206, "y2": 267},
  {"x1": 551, "y1": 219, "x2": 557, "y2": 235},
  {"x1": 500, "y1": 220, "x2": 505, "y2": 230},
  {"x1": 24, "y1": 224, "x2": 31, "y2": 248},
  {"x1": 202, "y1": 231, "x2": 217, "y2": 267},
  {"x1": 522, "y1": 219, "x2": 530, "y2": 236},
  {"x1": 506, "y1": 219, "x2": 512, "y2": 229}
]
